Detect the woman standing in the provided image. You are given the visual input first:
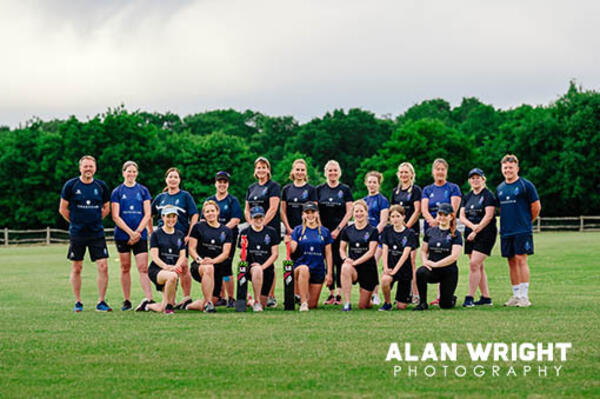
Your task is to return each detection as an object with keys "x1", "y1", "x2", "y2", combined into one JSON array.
[
  {"x1": 245, "y1": 157, "x2": 281, "y2": 307},
  {"x1": 390, "y1": 162, "x2": 422, "y2": 304},
  {"x1": 317, "y1": 160, "x2": 353, "y2": 305},
  {"x1": 379, "y1": 205, "x2": 417, "y2": 311},
  {"x1": 363, "y1": 171, "x2": 389, "y2": 306},
  {"x1": 459, "y1": 168, "x2": 497, "y2": 307},
  {"x1": 290, "y1": 203, "x2": 333, "y2": 311},
  {"x1": 187, "y1": 200, "x2": 233, "y2": 313},
  {"x1": 207, "y1": 171, "x2": 242, "y2": 308},
  {"x1": 110, "y1": 161, "x2": 154, "y2": 311},
  {"x1": 239, "y1": 206, "x2": 280, "y2": 311},
  {"x1": 339, "y1": 200, "x2": 379, "y2": 311},
  {"x1": 281, "y1": 159, "x2": 318, "y2": 239},
  {"x1": 421, "y1": 159, "x2": 461, "y2": 306},
  {"x1": 146, "y1": 206, "x2": 186, "y2": 314},
  {"x1": 414, "y1": 203, "x2": 463, "y2": 311},
  {"x1": 151, "y1": 167, "x2": 199, "y2": 309}
]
